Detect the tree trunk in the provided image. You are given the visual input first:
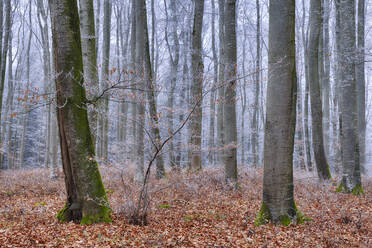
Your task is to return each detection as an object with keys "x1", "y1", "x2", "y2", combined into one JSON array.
[
  {"x1": 189, "y1": 0, "x2": 204, "y2": 171},
  {"x1": 337, "y1": 0, "x2": 362, "y2": 193},
  {"x1": 222, "y1": 0, "x2": 237, "y2": 182},
  {"x1": 79, "y1": 0, "x2": 99, "y2": 145},
  {"x1": 308, "y1": 0, "x2": 331, "y2": 180},
  {"x1": 49, "y1": 0, "x2": 111, "y2": 224},
  {"x1": 216, "y1": 0, "x2": 225, "y2": 165},
  {"x1": 256, "y1": 0, "x2": 304, "y2": 225},
  {"x1": 99, "y1": 0, "x2": 112, "y2": 162},
  {"x1": 356, "y1": 0, "x2": 365, "y2": 173}
]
